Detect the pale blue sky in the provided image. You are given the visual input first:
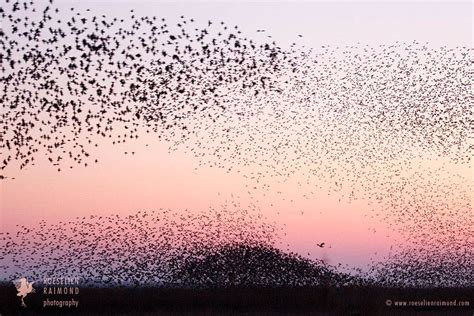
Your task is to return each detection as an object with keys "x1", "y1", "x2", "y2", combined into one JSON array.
[{"x1": 53, "y1": 0, "x2": 472, "y2": 48}]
